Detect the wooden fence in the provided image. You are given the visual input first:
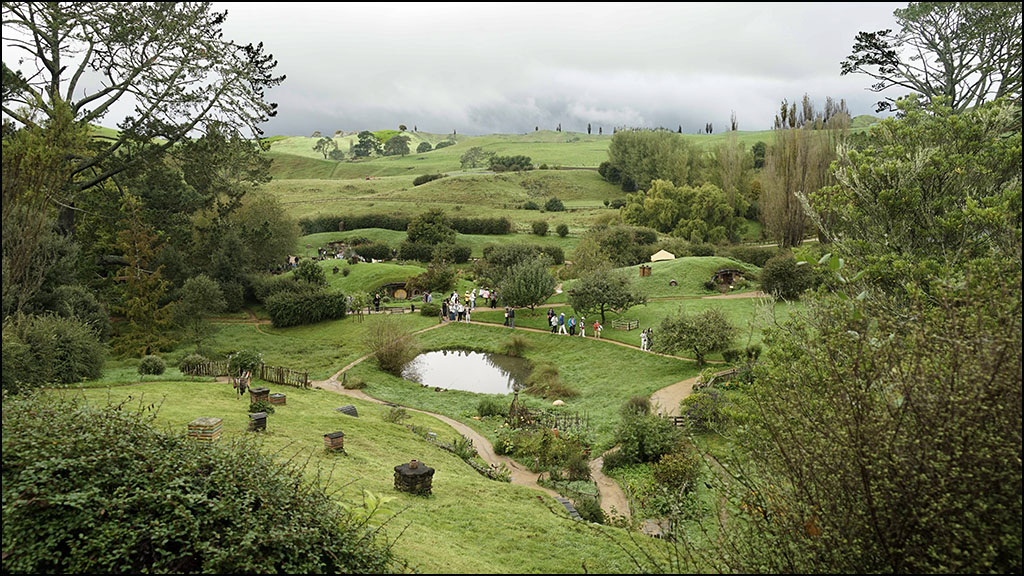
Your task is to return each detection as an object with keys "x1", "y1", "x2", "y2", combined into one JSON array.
[
  {"x1": 182, "y1": 360, "x2": 308, "y2": 389},
  {"x1": 259, "y1": 364, "x2": 310, "y2": 389},
  {"x1": 182, "y1": 360, "x2": 230, "y2": 377}
]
